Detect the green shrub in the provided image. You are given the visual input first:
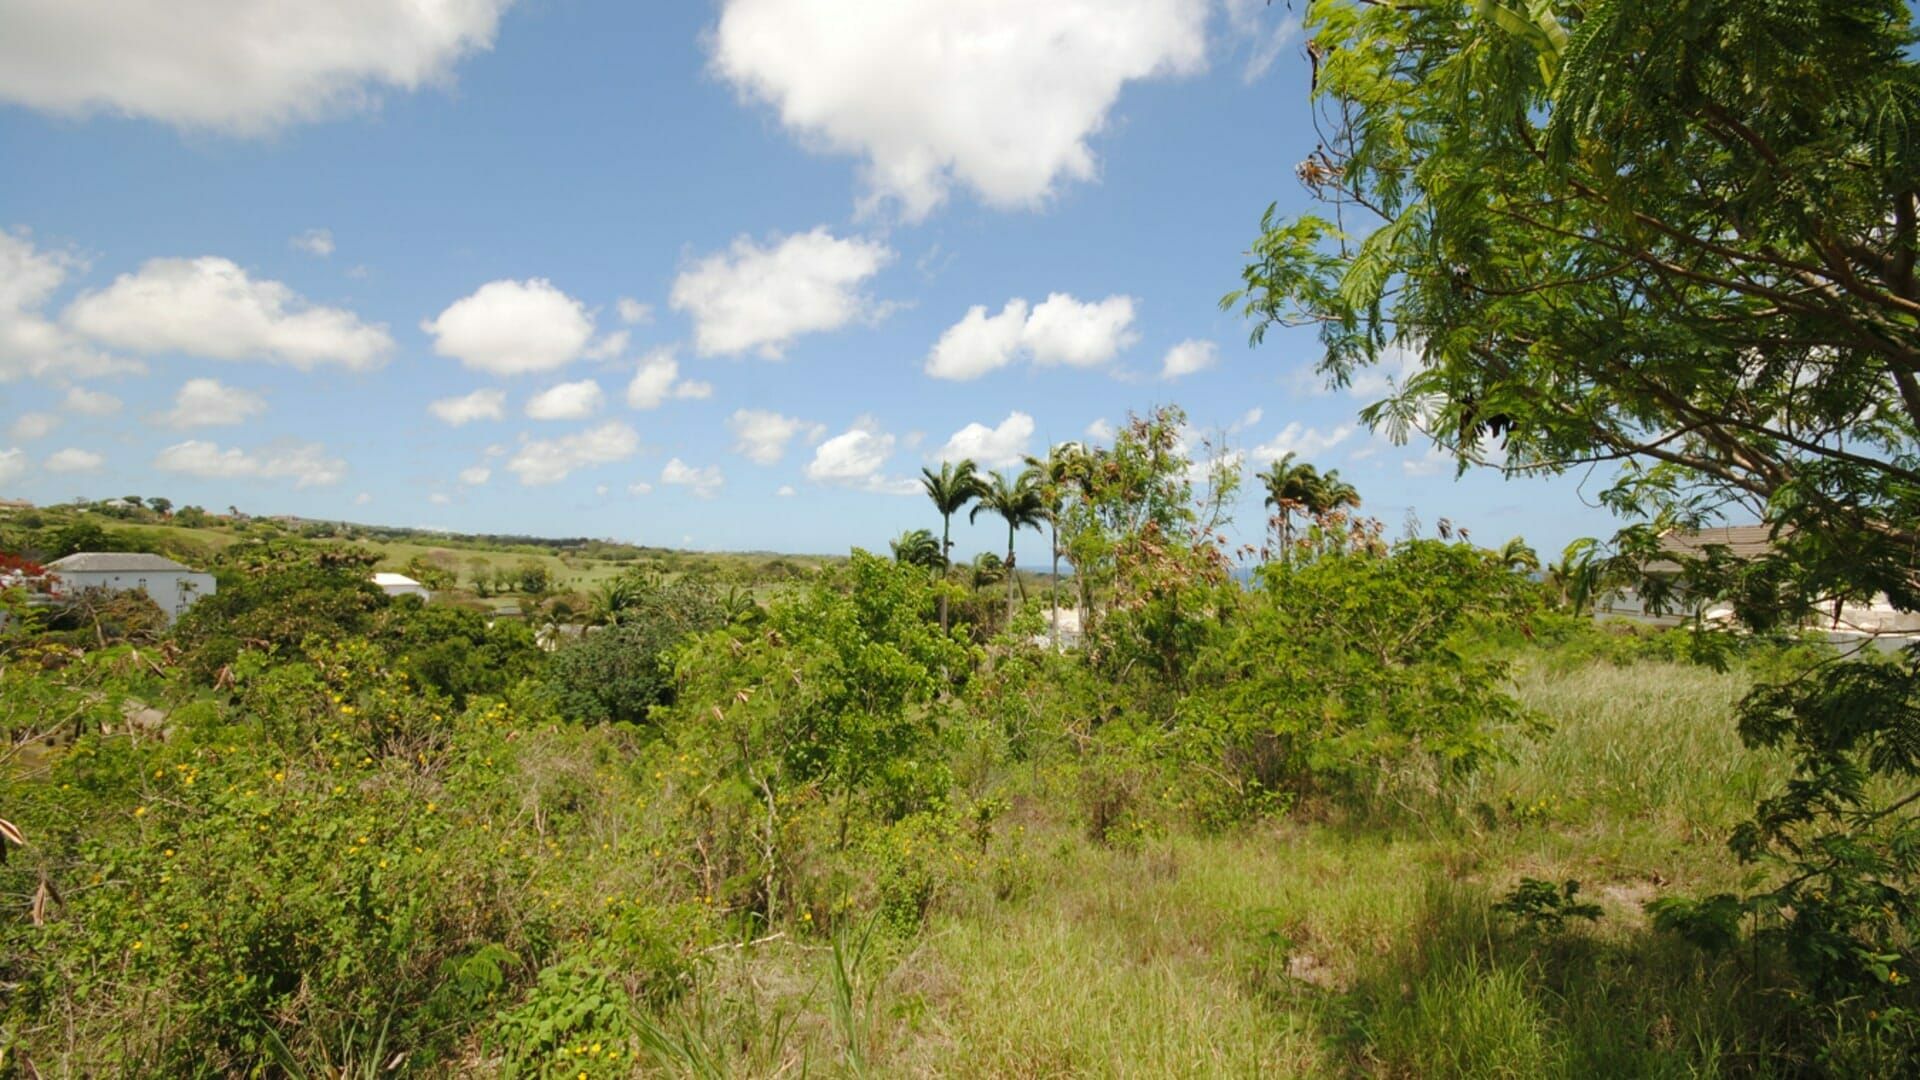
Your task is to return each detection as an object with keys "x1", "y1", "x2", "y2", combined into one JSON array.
[
  {"x1": 1179, "y1": 541, "x2": 1535, "y2": 819},
  {"x1": 545, "y1": 575, "x2": 723, "y2": 724}
]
